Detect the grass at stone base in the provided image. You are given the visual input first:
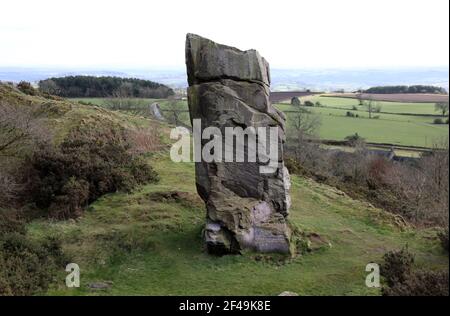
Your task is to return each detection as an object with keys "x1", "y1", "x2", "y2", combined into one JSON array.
[{"x1": 26, "y1": 153, "x2": 448, "y2": 296}]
